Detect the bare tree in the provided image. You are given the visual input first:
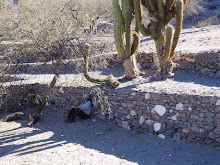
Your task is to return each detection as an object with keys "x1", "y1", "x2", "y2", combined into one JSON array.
[{"x1": 0, "y1": 0, "x2": 117, "y2": 124}]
